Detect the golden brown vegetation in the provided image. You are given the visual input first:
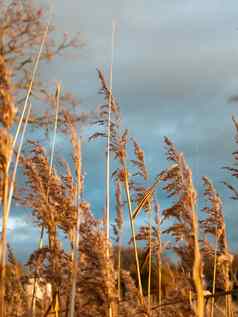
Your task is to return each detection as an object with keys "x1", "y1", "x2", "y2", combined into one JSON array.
[{"x1": 1, "y1": 1, "x2": 238, "y2": 317}]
